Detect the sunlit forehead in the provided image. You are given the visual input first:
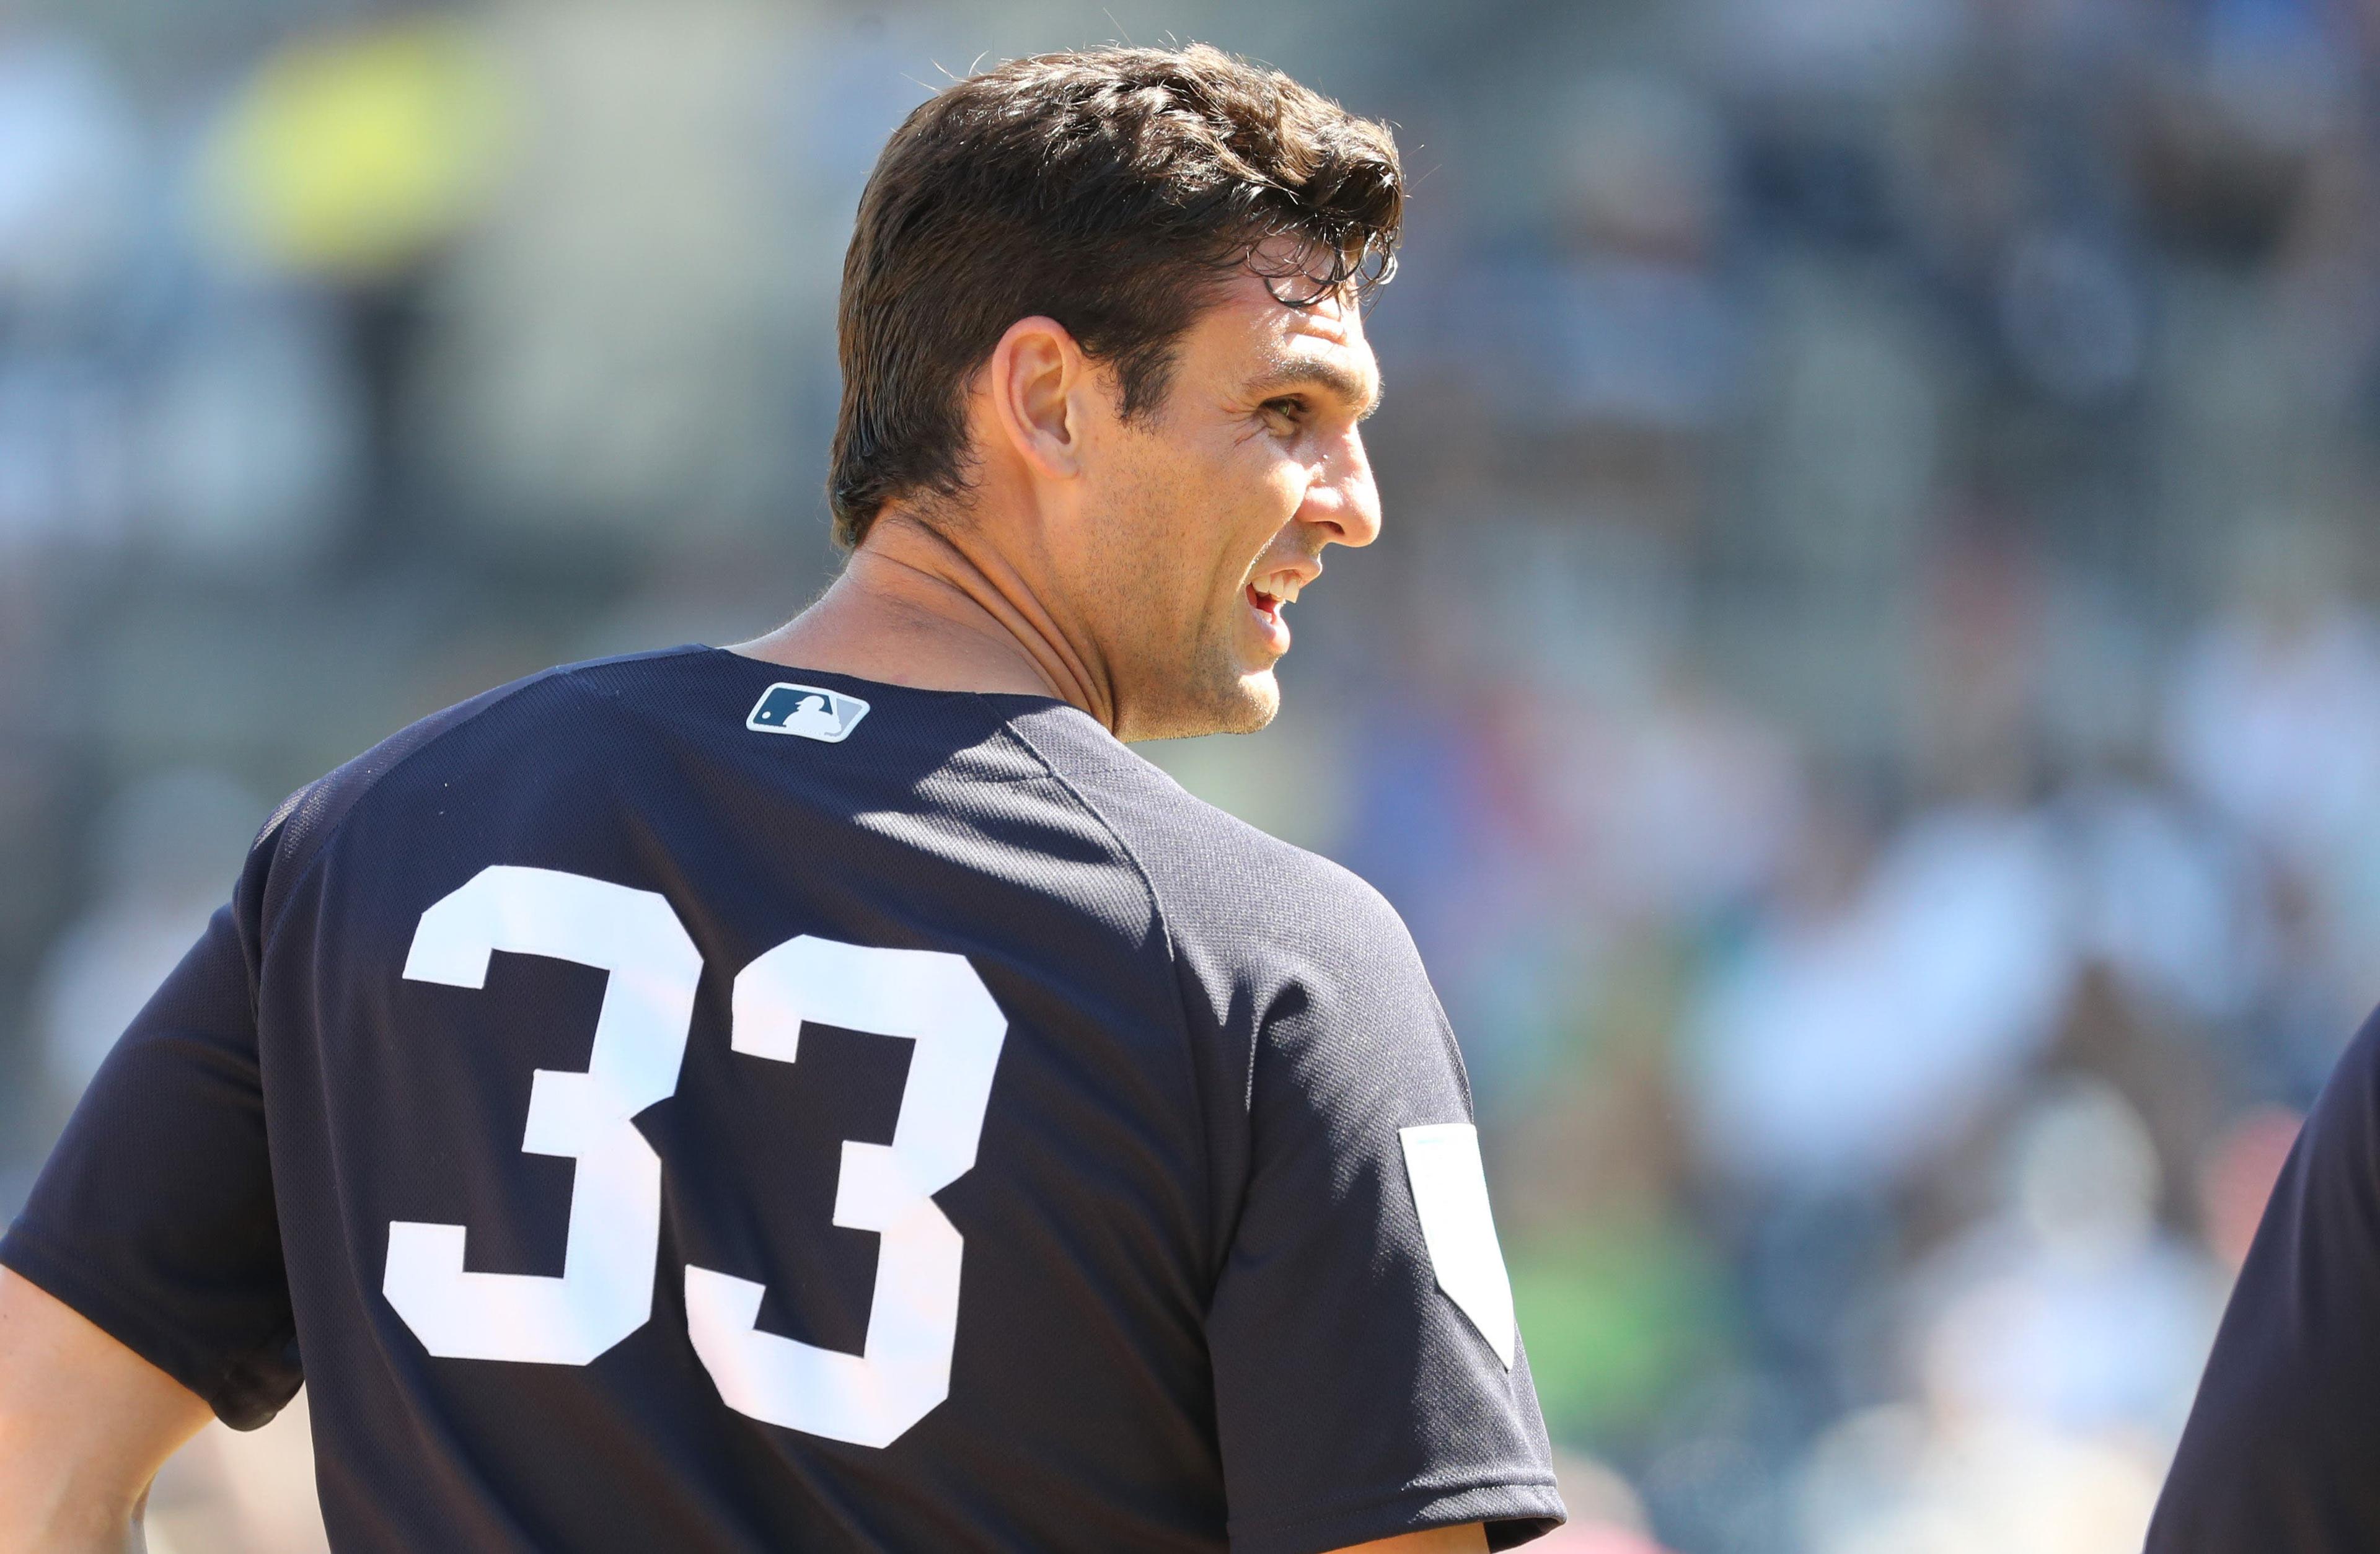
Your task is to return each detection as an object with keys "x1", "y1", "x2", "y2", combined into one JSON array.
[
  {"x1": 1233, "y1": 281, "x2": 1382, "y2": 419},
  {"x1": 1245, "y1": 349, "x2": 1382, "y2": 423},
  {"x1": 1157, "y1": 262, "x2": 1385, "y2": 432},
  {"x1": 1246, "y1": 334, "x2": 1382, "y2": 421}
]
